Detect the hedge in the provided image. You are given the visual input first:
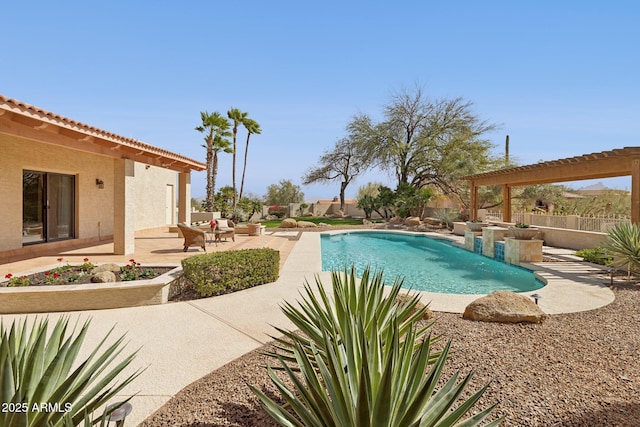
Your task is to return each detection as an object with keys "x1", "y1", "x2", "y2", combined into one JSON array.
[{"x1": 181, "y1": 248, "x2": 280, "y2": 297}]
